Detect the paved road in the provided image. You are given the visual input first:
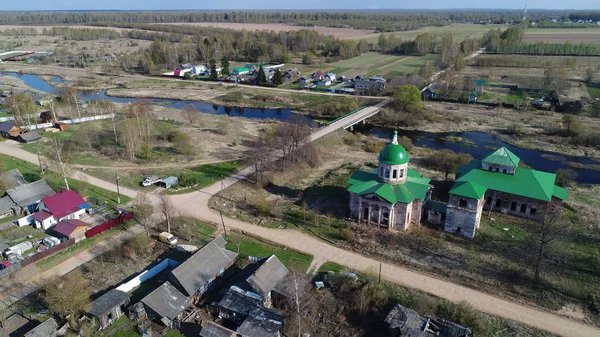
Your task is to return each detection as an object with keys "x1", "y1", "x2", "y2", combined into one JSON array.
[{"x1": 2, "y1": 137, "x2": 600, "y2": 336}]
